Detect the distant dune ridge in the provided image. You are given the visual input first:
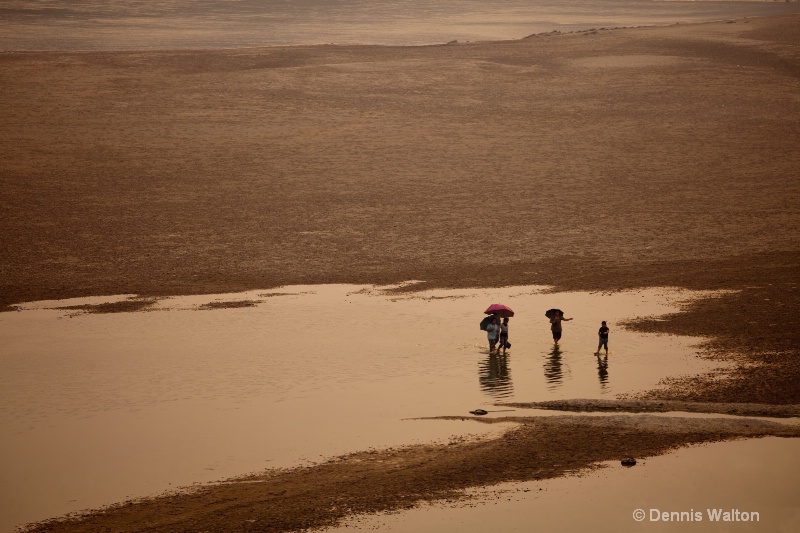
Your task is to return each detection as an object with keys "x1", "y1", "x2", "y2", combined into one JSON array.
[{"x1": 2, "y1": 0, "x2": 800, "y2": 49}]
